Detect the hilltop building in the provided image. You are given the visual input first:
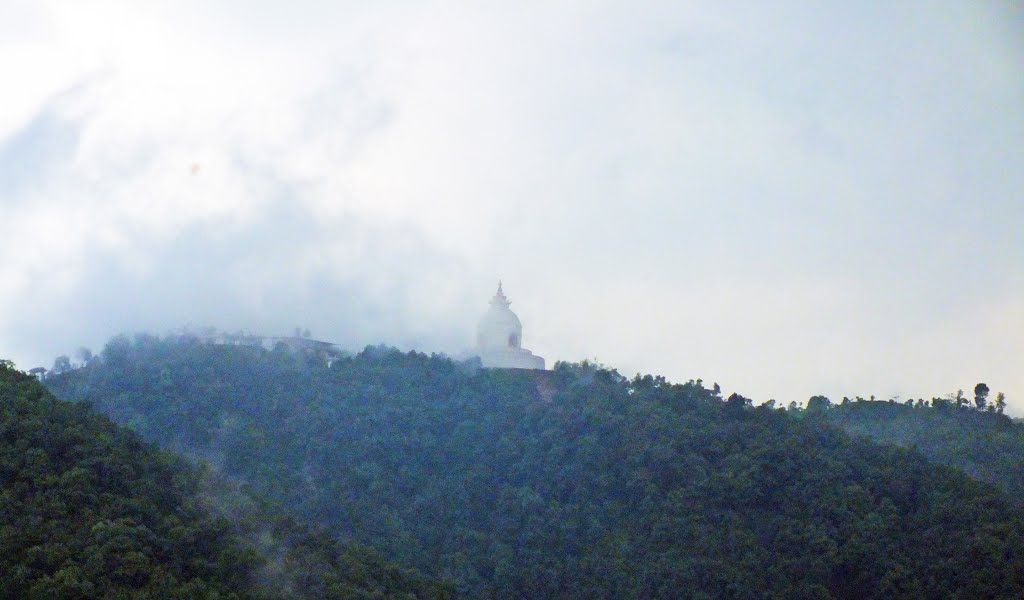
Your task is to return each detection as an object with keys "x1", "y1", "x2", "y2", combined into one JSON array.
[
  {"x1": 476, "y1": 283, "x2": 545, "y2": 370},
  {"x1": 191, "y1": 328, "x2": 346, "y2": 364}
]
